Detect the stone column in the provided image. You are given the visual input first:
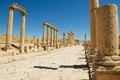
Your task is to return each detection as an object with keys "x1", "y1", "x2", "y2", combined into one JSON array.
[
  {"x1": 84, "y1": 34, "x2": 87, "y2": 53},
  {"x1": 68, "y1": 32, "x2": 70, "y2": 45},
  {"x1": 20, "y1": 14, "x2": 26, "y2": 53},
  {"x1": 43, "y1": 24, "x2": 46, "y2": 45},
  {"x1": 5, "y1": 7, "x2": 14, "y2": 49},
  {"x1": 70, "y1": 33, "x2": 72, "y2": 45},
  {"x1": 47, "y1": 26, "x2": 51, "y2": 46},
  {"x1": 71, "y1": 32, "x2": 74, "y2": 45},
  {"x1": 63, "y1": 33, "x2": 66, "y2": 47},
  {"x1": 95, "y1": 4, "x2": 120, "y2": 80},
  {"x1": 56, "y1": 30, "x2": 58, "y2": 48},
  {"x1": 89, "y1": 0, "x2": 99, "y2": 67},
  {"x1": 53, "y1": 28, "x2": 56, "y2": 47},
  {"x1": 51, "y1": 28, "x2": 53, "y2": 47}
]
